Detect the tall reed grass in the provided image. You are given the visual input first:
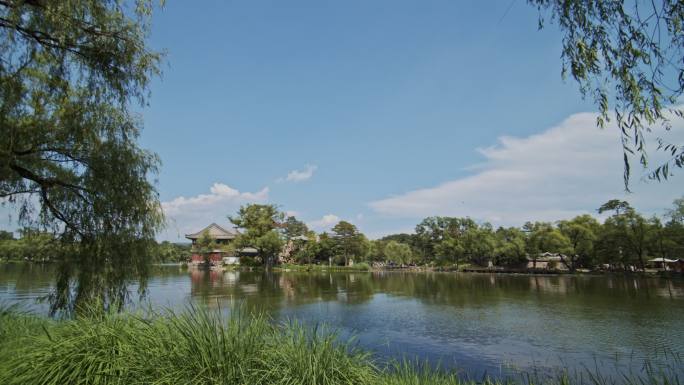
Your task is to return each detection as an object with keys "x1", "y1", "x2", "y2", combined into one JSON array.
[{"x1": 0, "y1": 305, "x2": 680, "y2": 385}]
